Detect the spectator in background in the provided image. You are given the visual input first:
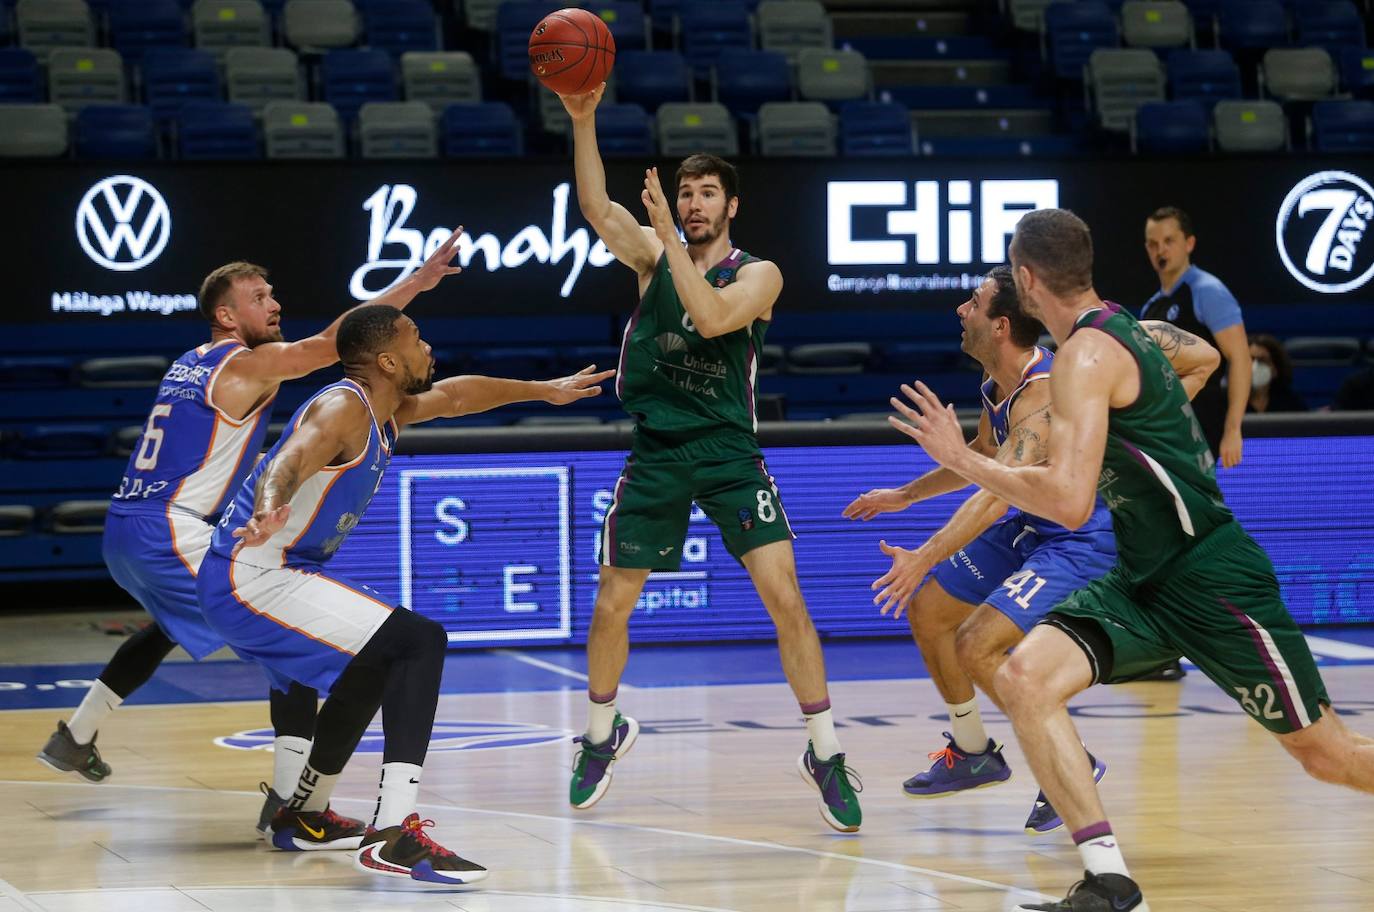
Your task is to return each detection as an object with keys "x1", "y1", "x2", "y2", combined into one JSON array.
[
  {"x1": 1334, "y1": 366, "x2": 1374, "y2": 411},
  {"x1": 1248, "y1": 334, "x2": 1307, "y2": 414},
  {"x1": 1142, "y1": 207, "x2": 1251, "y2": 468}
]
